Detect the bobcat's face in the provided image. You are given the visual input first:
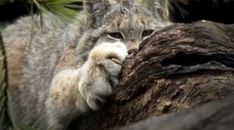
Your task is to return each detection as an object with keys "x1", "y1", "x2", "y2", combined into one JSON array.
[
  {"x1": 85, "y1": 0, "x2": 158, "y2": 54},
  {"x1": 100, "y1": 10, "x2": 156, "y2": 53}
]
